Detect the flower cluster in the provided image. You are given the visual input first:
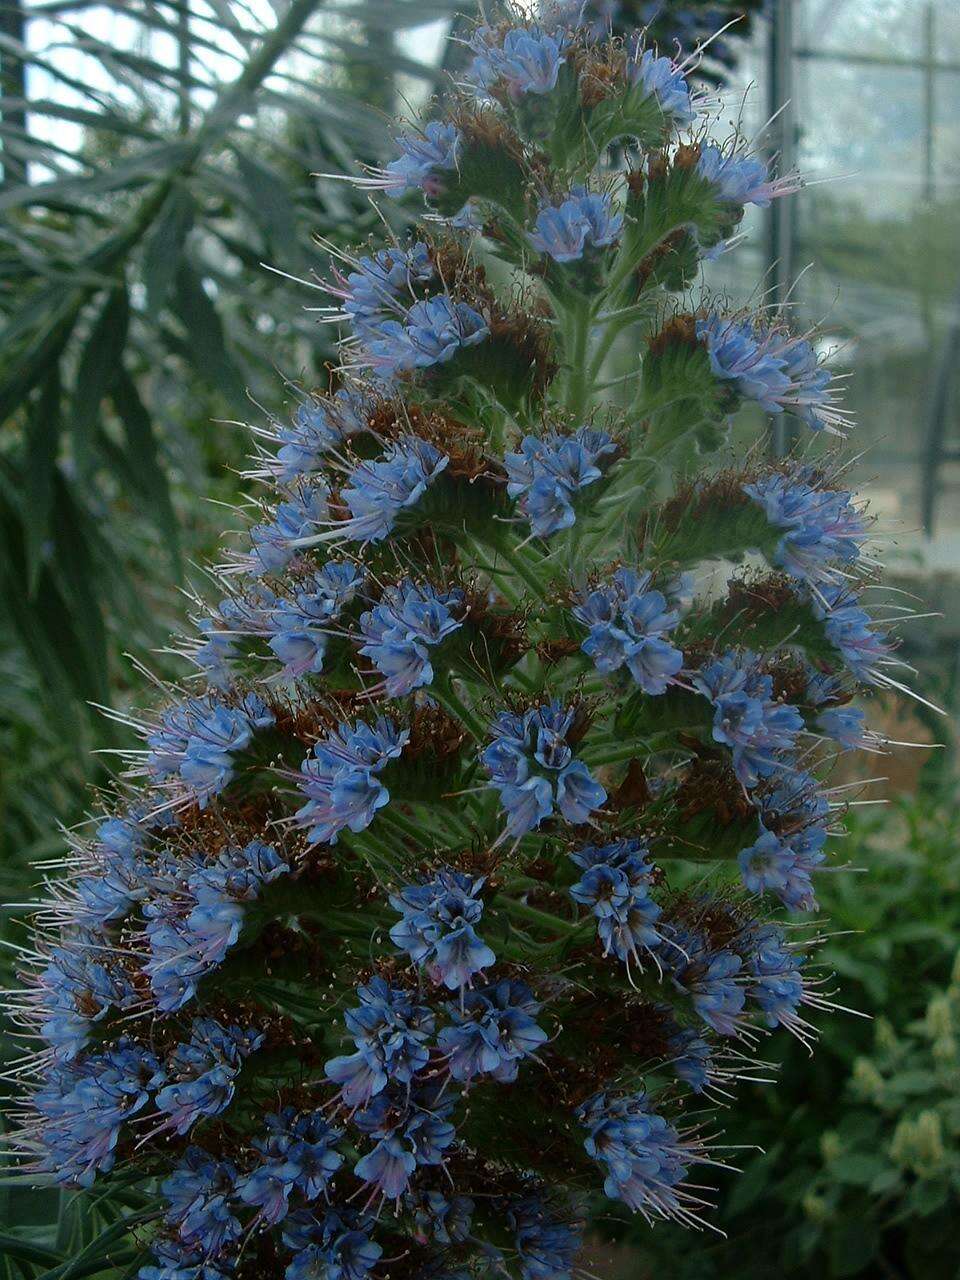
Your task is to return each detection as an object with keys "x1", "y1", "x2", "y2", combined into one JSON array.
[
  {"x1": 359, "y1": 579, "x2": 466, "y2": 697},
  {"x1": 744, "y1": 468, "x2": 867, "y2": 586},
  {"x1": 144, "y1": 839, "x2": 288, "y2": 1011},
  {"x1": 504, "y1": 427, "x2": 617, "y2": 537},
  {"x1": 338, "y1": 436, "x2": 449, "y2": 544},
  {"x1": 530, "y1": 188, "x2": 624, "y2": 262},
  {"x1": 13, "y1": 7, "x2": 903, "y2": 1279},
  {"x1": 573, "y1": 568, "x2": 684, "y2": 694},
  {"x1": 569, "y1": 839, "x2": 661, "y2": 965},
  {"x1": 295, "y1": 716, "x2": 408, "y2": 845},
  {"x1": 698, "y1": 314, "x2": 847, "y2": 433},
  {"x1": 578, "y1": 1091, "x2": 711, "y2": 1223},
  {"x1": 481, "y1": 701, "x2": 607, "y2": 837},
  {"x1": 268, "y1": 561, "x2": 366, "y2": 679},
  {"x1": 467, "y1": 25, "x2": 569, "y2": 98},
  {"x1": 260, "y1": 387, "x2": 369, "y2": 483},
  {"x1": 693, "y1": 651, "x2": 804, "y2": 789},
  {"x1": 147, "y1": 693, "x2": 275, "y2": 807},
  {"x1": 389, "y1": 868, "x2": 495, "y2": 990}
]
